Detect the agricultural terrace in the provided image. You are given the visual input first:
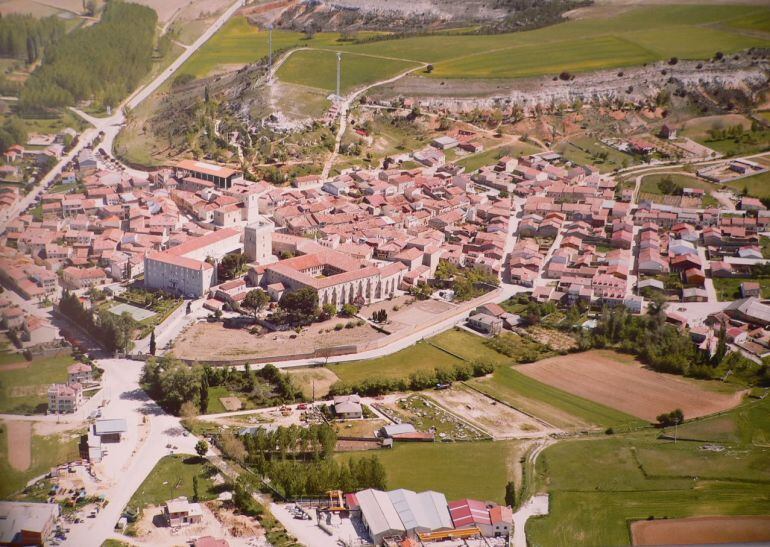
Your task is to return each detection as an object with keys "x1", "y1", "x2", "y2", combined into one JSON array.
[
  {"x1": 516, "y1": 350, "x2": 745, "y2": 422},
  {"x1": 179, "y1": 5, "x2": 770, "y2": 87},
  {"x1": 527, "y1": 396, "x2": 770, "y2": 546},
  {"x1": 336, "y1": 440, "x2": 527, "y2": 504}
]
